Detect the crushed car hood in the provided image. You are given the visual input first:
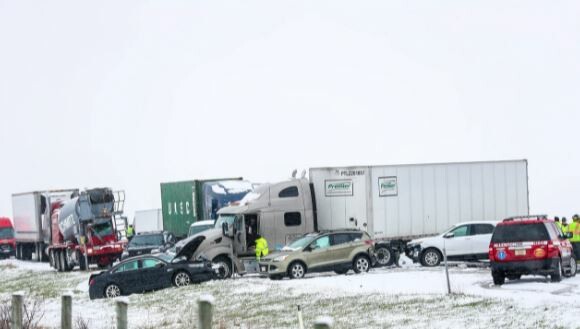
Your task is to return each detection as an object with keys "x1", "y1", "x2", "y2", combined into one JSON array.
[{"x1": 175, "y1": 235, "x2": 206, "y2": 260}]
